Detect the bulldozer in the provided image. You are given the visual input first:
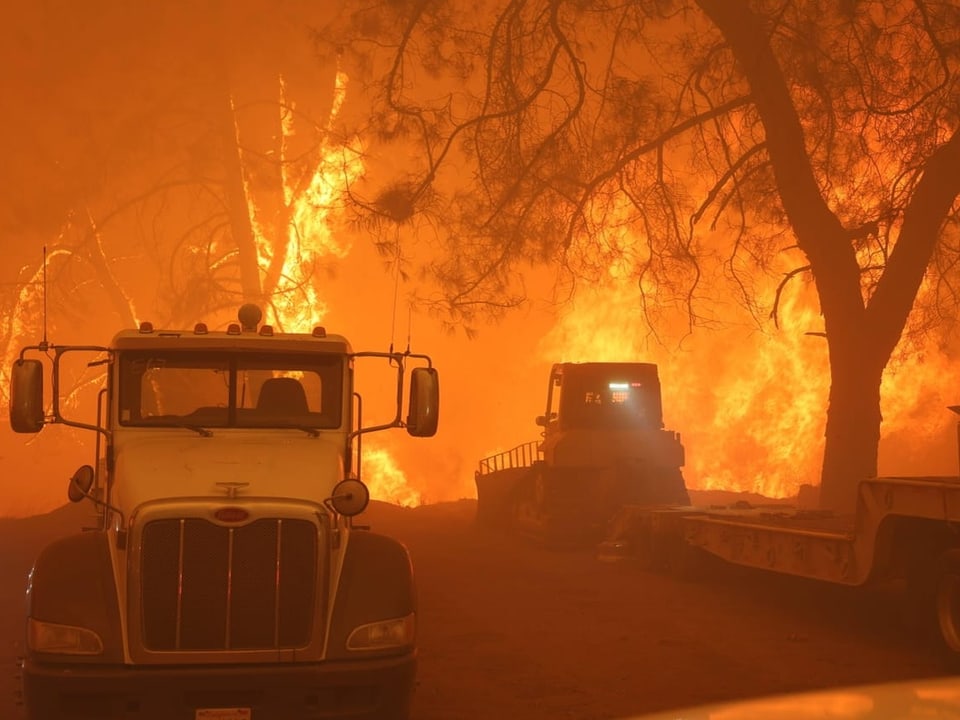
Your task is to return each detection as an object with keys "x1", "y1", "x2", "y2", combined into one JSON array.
[{"x1": 475, "y1": 362, "x2": 690, "y2": 545}]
